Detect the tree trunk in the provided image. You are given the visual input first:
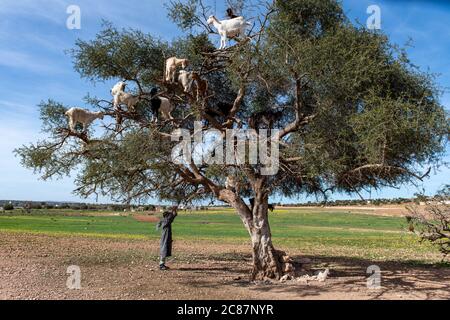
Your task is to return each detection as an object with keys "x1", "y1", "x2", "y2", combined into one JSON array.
[
  {"x1": 219, "y1": 185, "x2": 291, "y2": 281},
  {"x1": 247, "y1": 215, "x2": 283, "y2": 280}
]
